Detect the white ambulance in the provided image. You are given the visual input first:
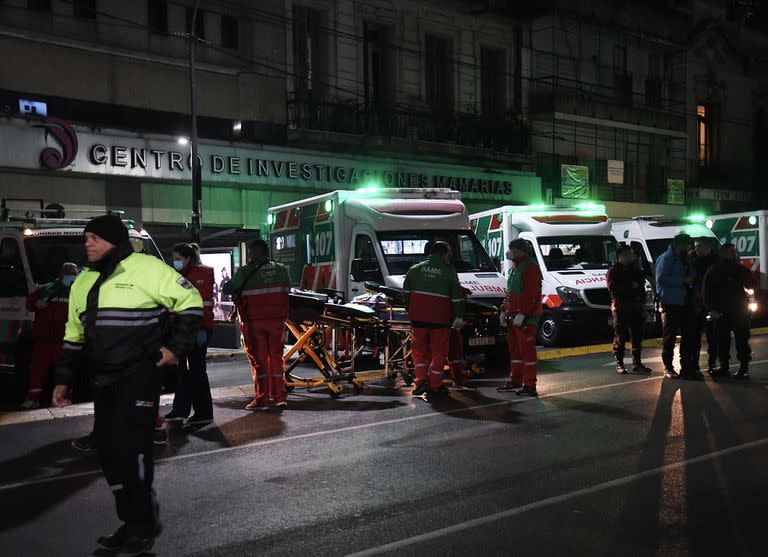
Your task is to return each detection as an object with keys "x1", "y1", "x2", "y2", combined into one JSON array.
[
  {"x1": 267, "y1": 188, "x2": 507, "y2": 348},
  {"x1": 471, "y1": 204, "x2": 651, "y2": 345},
  {"x1": 612, "y1": 216, "x2": 718, "y2": 277},
  {"x1": 0, "y1": 200, "x2": 162, "y2": 391}
]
